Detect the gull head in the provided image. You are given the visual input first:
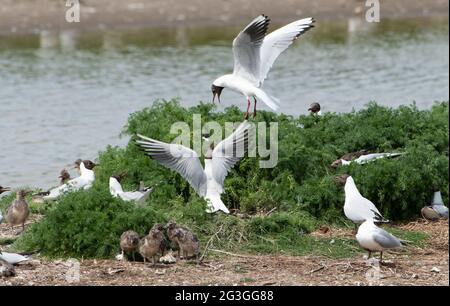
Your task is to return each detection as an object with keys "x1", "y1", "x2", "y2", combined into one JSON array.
[
  {"x1": 150, "y1": 223, "x2": 164, "y2": 234},
  {"x1": 211, "y1": 84, "x2": 224, "y2": 103},
  {"x1": 333, "y1": 174, "x2": 350, "y2": 186},
  {"x1": 308, "y1": 102, "x2": 321, "y2": 113},
  {"x1": 0, "y1": 186, "x2": 11, "y2": 194},
  {"x1": 73, "y1": 158, "x2": 83, "y2": 171},
  {"x1": 82, "y1": 160, "x2": 98, "y2": 170}
]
